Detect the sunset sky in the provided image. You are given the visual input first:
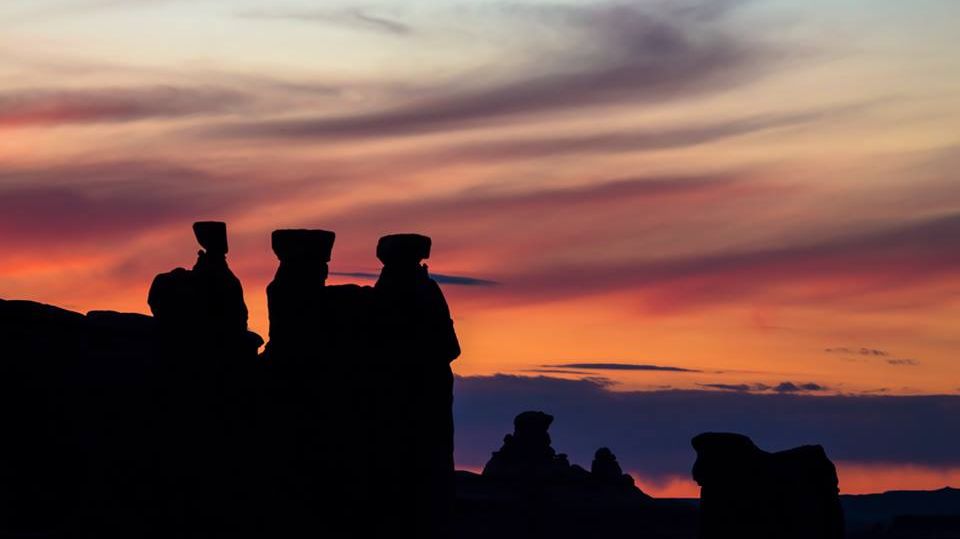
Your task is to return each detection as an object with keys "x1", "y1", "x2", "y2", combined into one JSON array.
[{"x1": 2, "y1": 0, "x2": 959, "y2": 496}]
